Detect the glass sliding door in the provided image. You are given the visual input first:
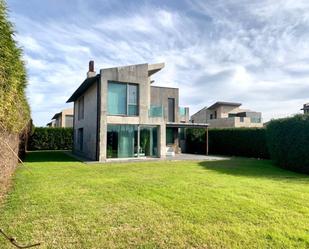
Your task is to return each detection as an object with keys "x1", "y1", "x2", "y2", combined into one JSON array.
[
  {"x1": 107, "y1": 125, "x2": 138, "y2": 158},
  {"x1": 107, "y1": 124, "x2": 158, "y2": 158},
  {"x1": 139, "y1": 126, "x2": 158, "y2": 157}
]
